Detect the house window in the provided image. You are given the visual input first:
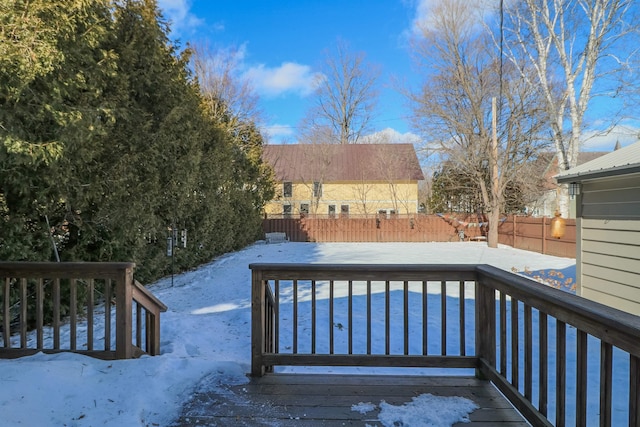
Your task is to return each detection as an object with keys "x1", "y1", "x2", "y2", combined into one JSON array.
[
  {"x1": 313, "y1": 181, "x2": 322, "y2": 198},
  {"x1": 340, "y1": 204, "x2": 349, "y2": 217},
  {"x1": 328, "y1": 205, "x2": 336, "y2": 218},
  {"x1": 283, "y1": 182, "x2": 292, "y2": 198},
  {"x1": 300, "y1": 203, "x2": 309, "y2": 217},
  {"x1": 283, "y1": 204, "x2": 292, "y2": 218}
]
